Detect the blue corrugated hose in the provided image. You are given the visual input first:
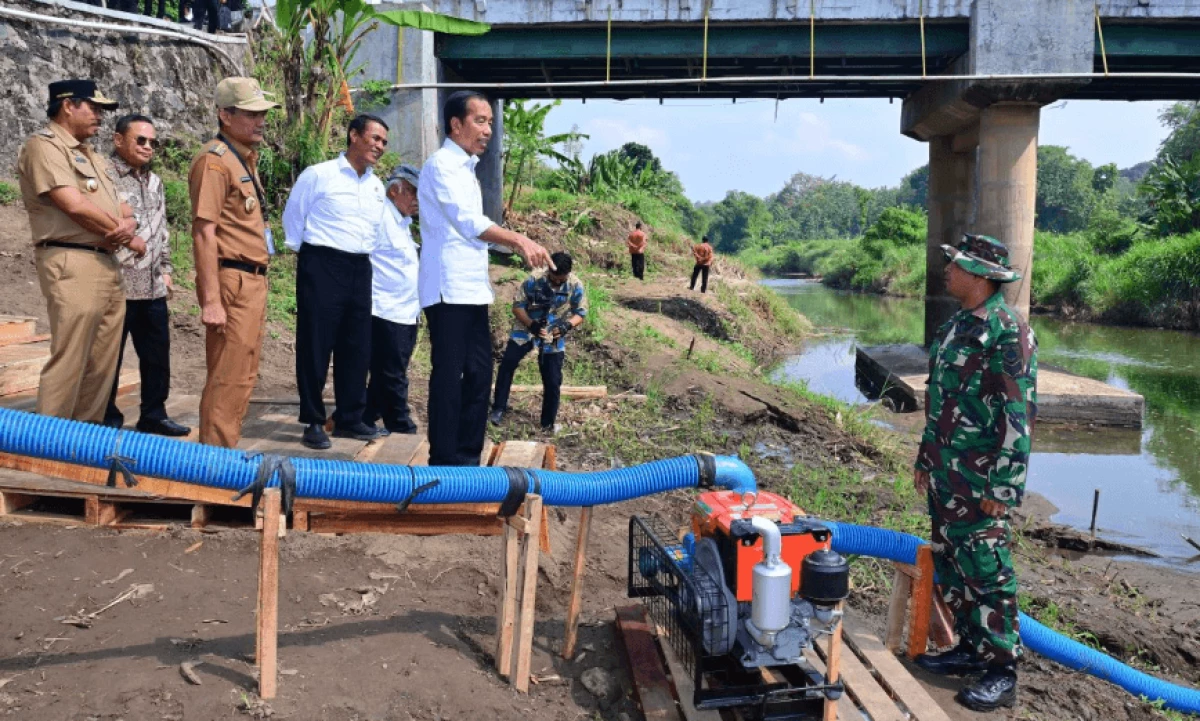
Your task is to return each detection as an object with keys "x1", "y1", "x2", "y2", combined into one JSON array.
[
  {"x1": 0, "y1": 407, "x2": 755, "y2": 505},
  {"x1": 823, "y1": 521, "x2": 1200, "y2": 715},
  {"x1": 1, "y1": 407, "x2": 1194, "y2": 713}
]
